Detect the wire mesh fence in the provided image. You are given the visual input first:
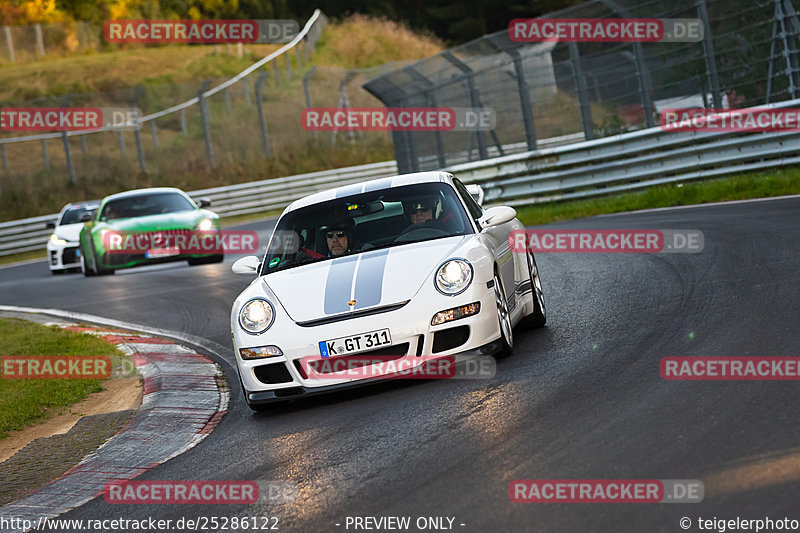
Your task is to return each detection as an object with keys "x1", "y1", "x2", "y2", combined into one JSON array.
[
  {"x1": 0, "y1": 11, "x2": 417, "y2": 218},
  {"x1": 363, "y1": 0, "x2": 794, "y2": 173}
]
